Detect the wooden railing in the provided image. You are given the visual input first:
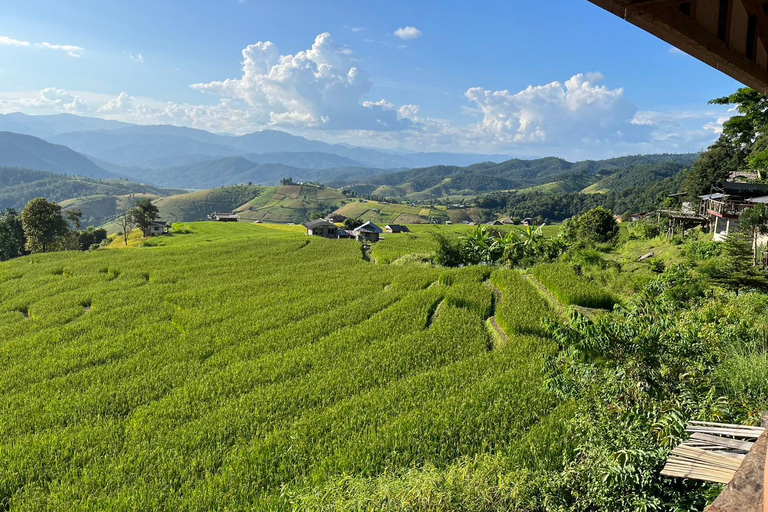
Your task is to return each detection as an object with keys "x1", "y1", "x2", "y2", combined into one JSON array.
[{"x1": 704, "y1": 199, "x2": 755, "y2": 217}]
